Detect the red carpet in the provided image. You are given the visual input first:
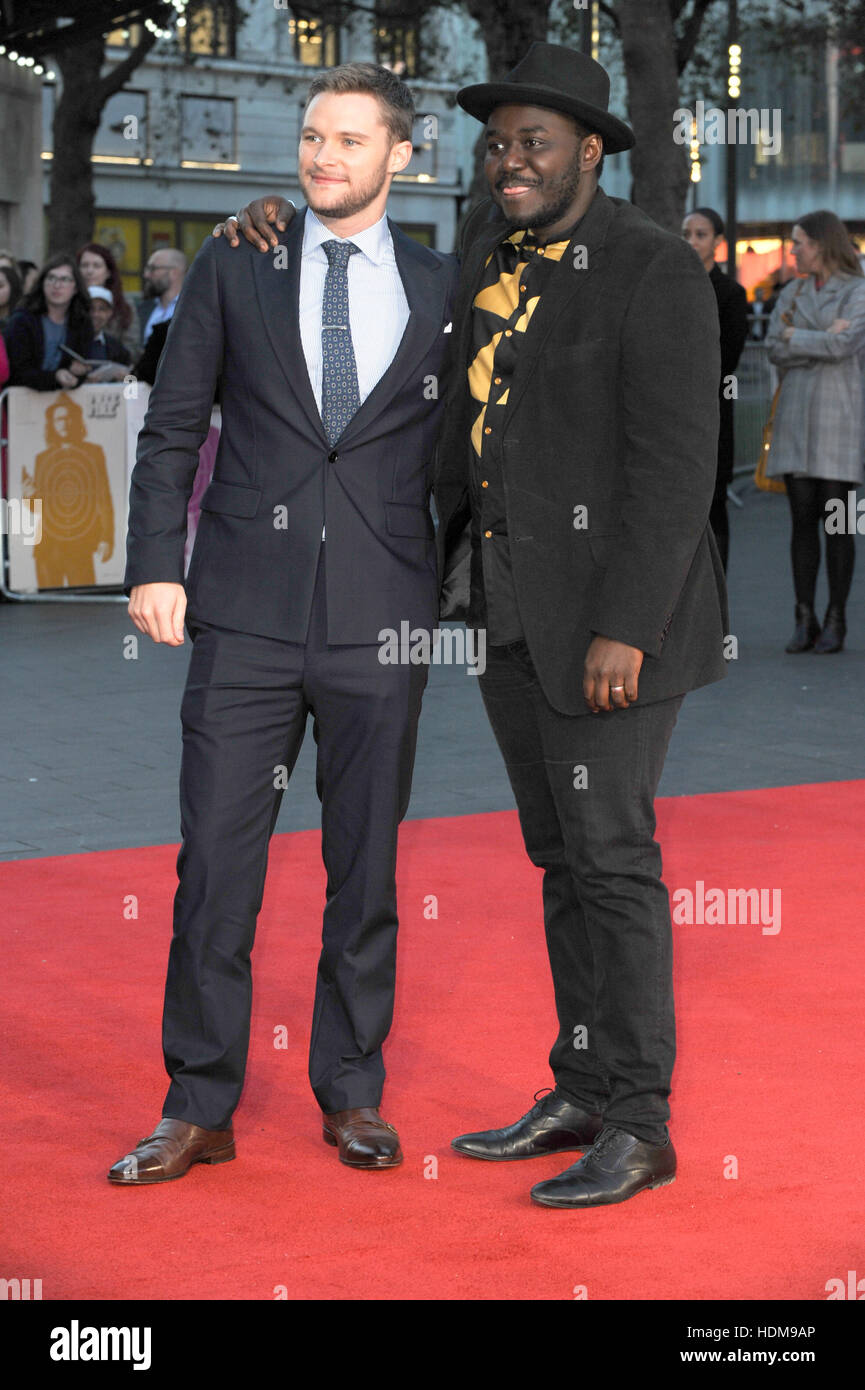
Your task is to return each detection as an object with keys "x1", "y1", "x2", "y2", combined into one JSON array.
[{"x1": 3, "y1": 781, "x2": 863, "y2": 1301}]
